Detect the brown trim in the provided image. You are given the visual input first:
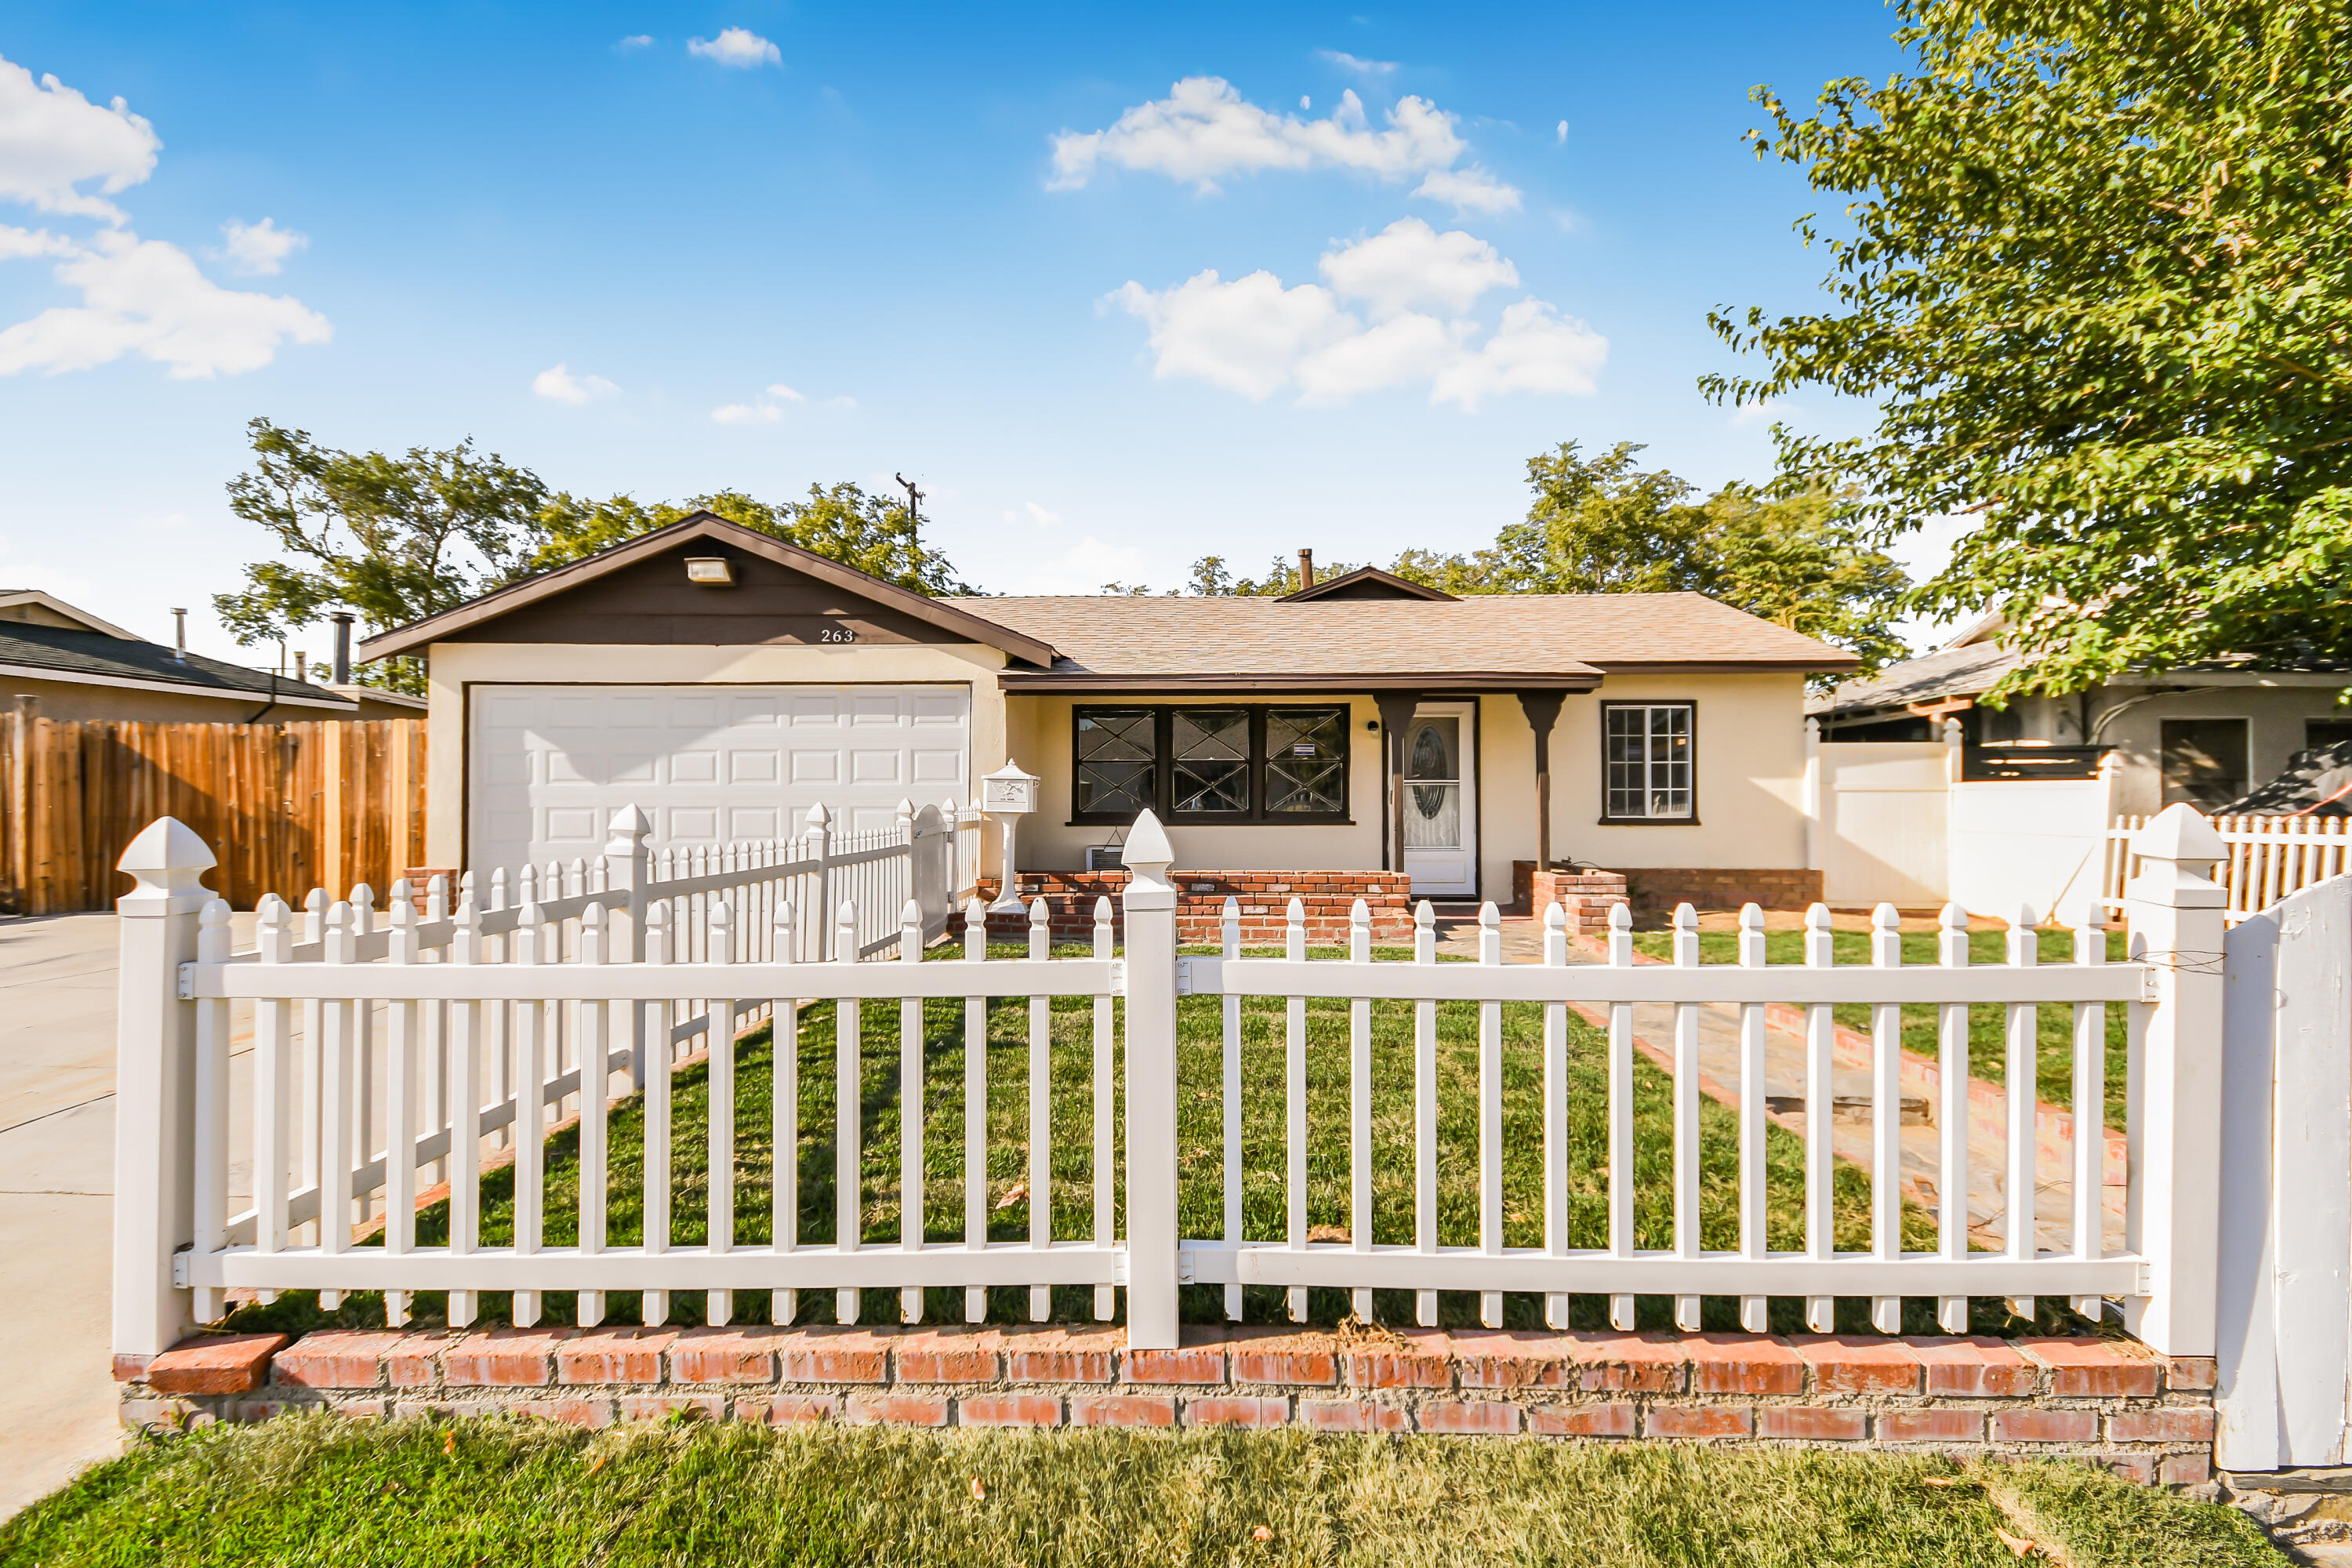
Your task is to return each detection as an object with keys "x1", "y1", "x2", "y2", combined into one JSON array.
[
  {"x1": 1002, "y1": 670, "x2": 1602, "y2": 694},
  {"x1": 359, "y1": 514, "x2": 1059, "y2": 666},
  {"x1": 1276, "y1": 565, "x2": 1456, "y2": 602},
  {"x1": 1598, "y1": 699, "x2": 1700, "y2": 826},
  {"x1": 1586, "y1": 659, "x2": 1859, "y2": 675}
]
